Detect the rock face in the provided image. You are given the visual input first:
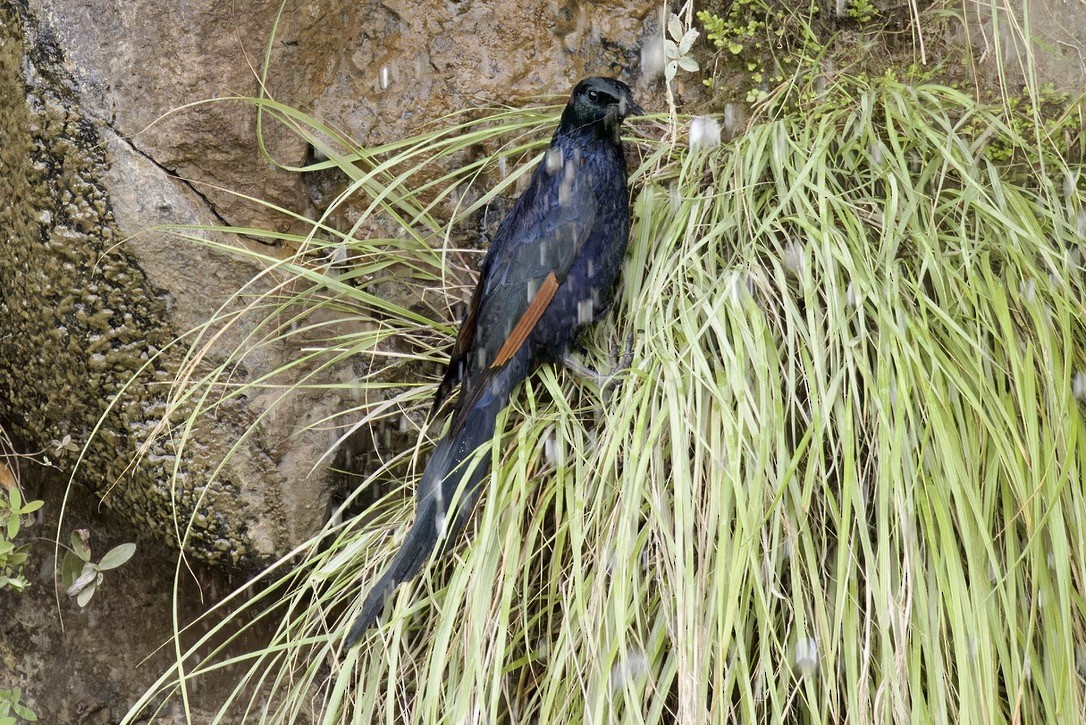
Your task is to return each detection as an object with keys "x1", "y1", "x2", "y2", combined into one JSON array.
[{"x1": 0, "y1": 0, "x2": 655, "y2": 568}]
